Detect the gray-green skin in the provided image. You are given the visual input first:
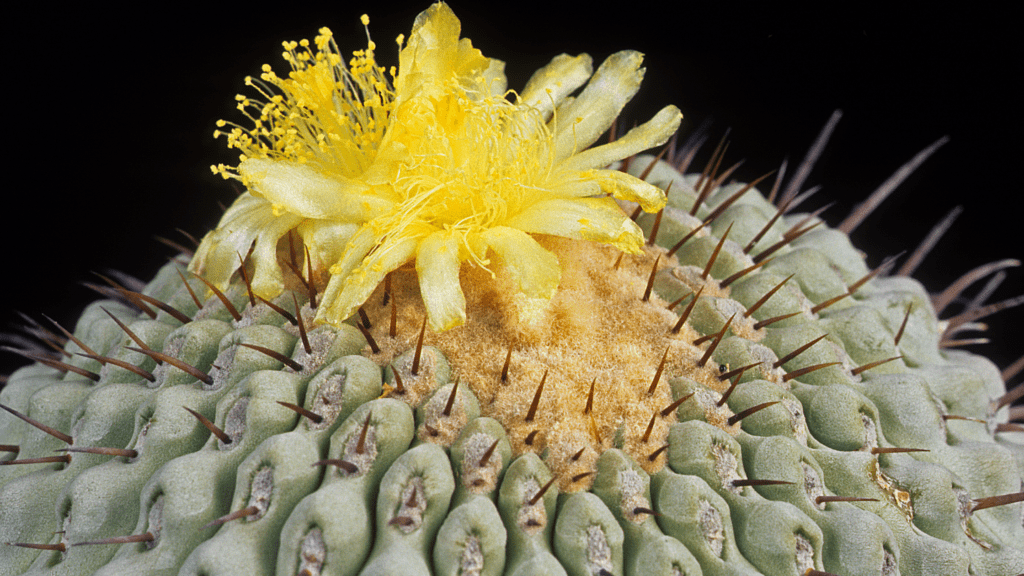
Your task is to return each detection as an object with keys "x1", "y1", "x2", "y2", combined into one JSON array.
[{"x1": 1, "y1": 154, "x2": 1022, "y2": 576}]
